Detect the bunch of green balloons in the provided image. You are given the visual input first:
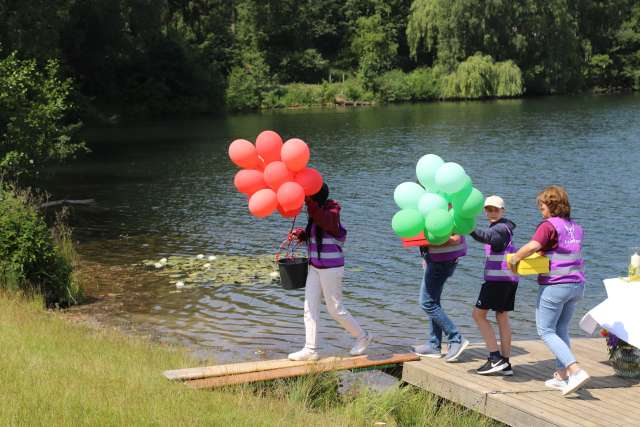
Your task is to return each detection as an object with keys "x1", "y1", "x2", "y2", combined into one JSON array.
[{"x1": 391, "y1": 154, "x2": 483, "y2": 244}]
